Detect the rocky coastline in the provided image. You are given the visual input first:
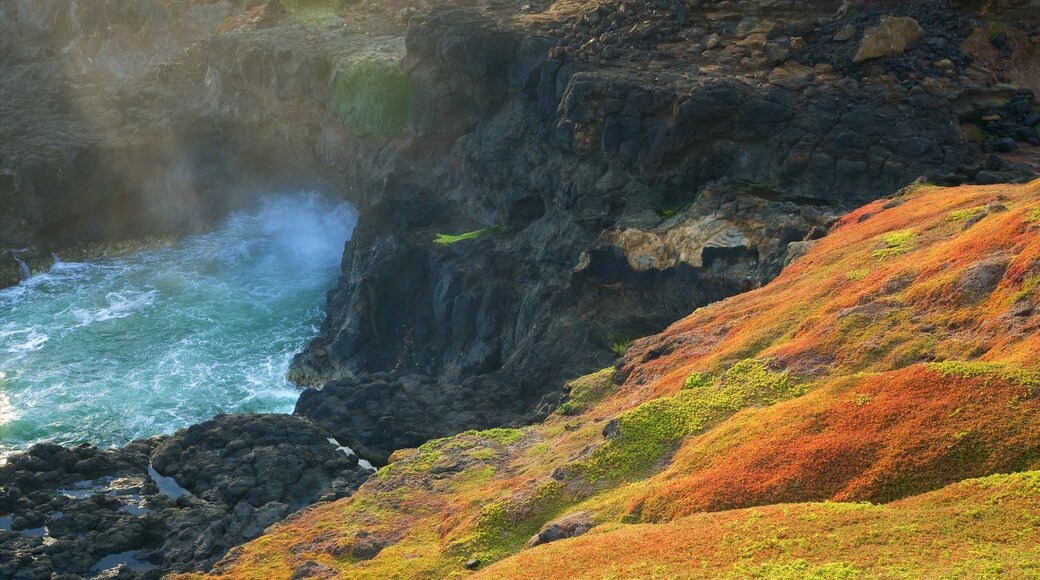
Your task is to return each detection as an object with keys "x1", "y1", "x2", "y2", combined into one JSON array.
[{"x1": 1, "y1": 0, "x2": 1038, "y2": 577}]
